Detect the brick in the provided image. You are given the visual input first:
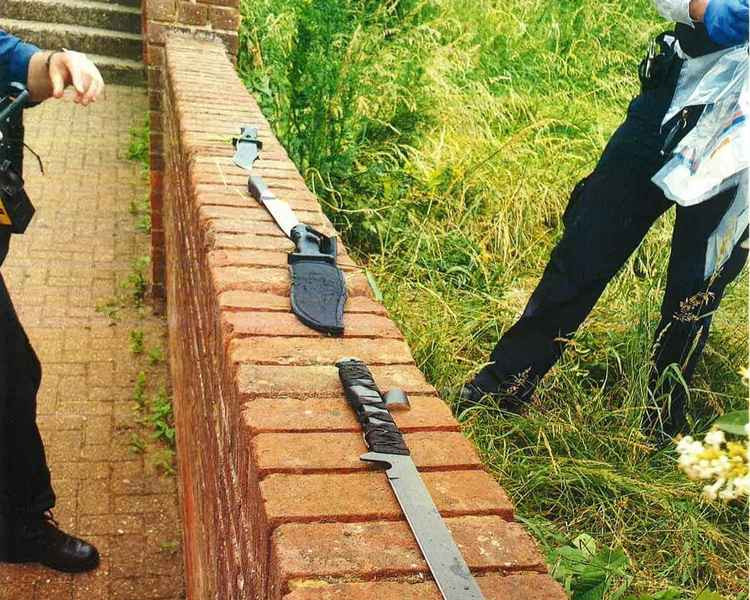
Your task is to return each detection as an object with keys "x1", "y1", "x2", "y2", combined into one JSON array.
[
  {"x1": 193, "y1": 155, "x2": 295, "y2": 173},
  {"x1": 283, "y1": 573, "x2": 567, "y2": 600},
  {"x1": 261, "y1": 470, "x2": 513, "y2": 525},
  {"x1": 199, "y1": 204, "x2": 325, "y2": 227},
  {"x1": 149, "y1": 110, "x2": 162, "y2": 133},
  {"x1": 147, "y1": 22, "x2": 194, "y2": 46},
  {"x1": 178, "y1": 1, "x2": 208, "y2": 25},
  {"x1": 241, "y1": 395, "x2": 457, "y2": 434},
  {"x1": 0, "y1": 581, "x2": 33, "y2": 599},
  {"x1": 79, "y1": 514, "x2": 144, "y2": 536},
  {"x1": 219, "y1": 290, "x2": 385, "y2": 314},
  {"x1": 52, "y1": 461, "x2": 110, "y2": 480},
  {"x1": 149, "y1": 0, "x2": 177, "y2": 20},
  {"x1": 110, "y1": 575, "x2": 177, "y2": 599},
  {"x1": 203, "y1": 216, "x2": 331, "y2": 236},
  {"x1": 149, "y1": 89, "x2": 161, "y2": 111},
  {"x1": 208, "y1": 6, "x2": 240, "y2": 30},
  {"x1": 223, "y1": 312, "x2": 402, "y2": 340},
  {"x1": 147, "y1": 65, "x2": 162, "y2": 89},
  {"x1": 32, "y1": 578, "x2": 73, "y2": 600},
  {"x1": 150, "y1": 152, "x2": 165, "y2": 170},
  {"x1": 150, "y1": 132, "x2": 164, "y2": 155},
  {"x1": 198, "y1": 0, "x2": 240, "y2": 7},
  {"x1": 146, "y1": 44, "x2": 165, "y2": 68},
  {"x1": 202, "y1": 213, "x2": 329, "y2": 236},
  {"x1": 228, "y1": 336, "x2": 412, "y2": 366},
  {"x1": 113, "y1": 494, "x2": 177, "y2": 515},
  {"x1": 251, "y1": 431, "x2": 480, "y2": 475},
  {"x1": 236, "y1": 364, "x2": 431, "y2": 397},
  {"x1": 209, "y1": 248, "x2": 356, "y2": 269},
  {"x1": 212, "y1": 232, "x2": 294, "y2": 252},
  {"x1": 271, "y1": 516, "x2": 546, "y2": 584}
]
